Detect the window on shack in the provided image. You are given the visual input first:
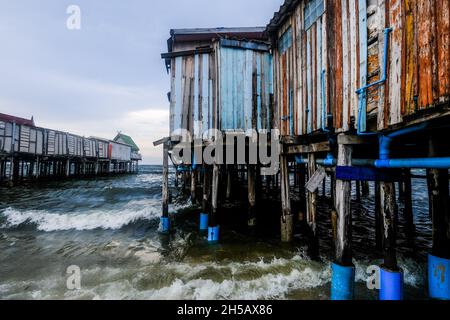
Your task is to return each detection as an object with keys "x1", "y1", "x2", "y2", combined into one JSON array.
[
  {"x1": 304, "y1": 0, "x2": 325, "y2": 30},
  {"x1": 278, "y1": 27, "x2": 292, "y2": 54}
]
